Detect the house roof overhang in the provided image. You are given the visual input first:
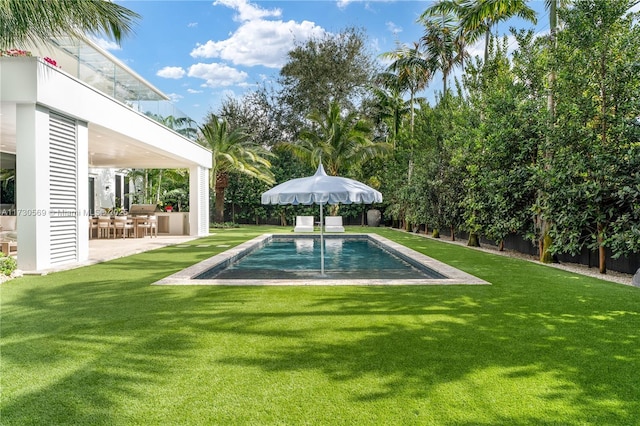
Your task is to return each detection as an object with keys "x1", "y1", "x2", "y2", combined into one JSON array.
[{"x1": 0, "y1": 57, "x2": 211, "y2": 170}]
